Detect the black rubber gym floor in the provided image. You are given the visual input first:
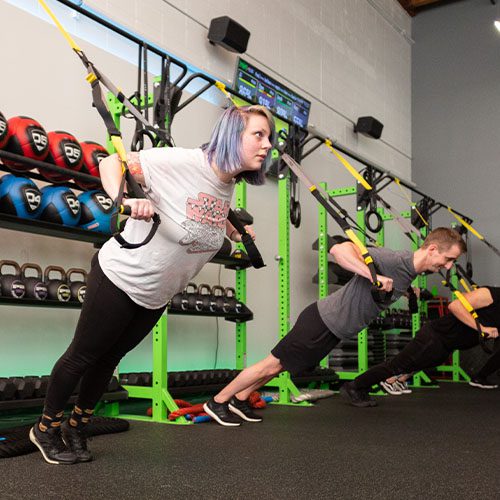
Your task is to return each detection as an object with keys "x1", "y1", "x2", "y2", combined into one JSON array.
[{"x1": 1, "y1": 383, "x2": 499, "y2": 500}]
